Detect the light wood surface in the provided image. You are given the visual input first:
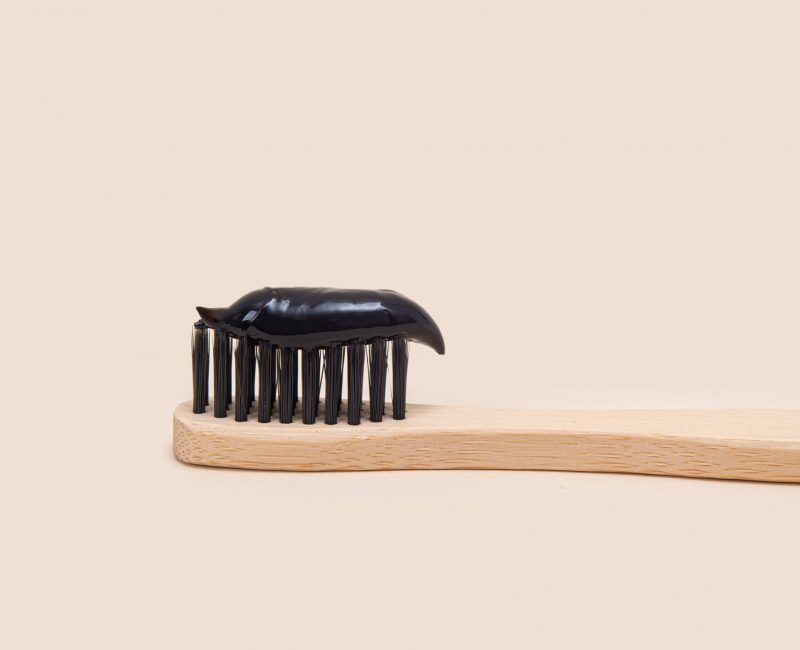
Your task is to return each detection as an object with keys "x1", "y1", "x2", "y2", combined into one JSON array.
[{"x1": 173, "y1": 400, "x2": 800, "y2": 482}]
